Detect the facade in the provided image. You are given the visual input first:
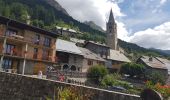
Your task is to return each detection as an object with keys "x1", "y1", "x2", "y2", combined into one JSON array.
[
  {"x1": 79, "y1": 47, "x2": 105, "y2": 72},
  {"x1": 106, "y1": 9, "x2": 118, "y2": 50},
  {"x1": 56, "y1": 39, "x2": 83, "y2": 71},
  {"x1": 0, "y1": 16, "x2": 58, "y2": 75},
  {"x1": 56, "y1": 39, "x2": 105, "y2": 72},
  {"x1": 106, "y1": 49, "x2": 131, "y2": 72},
  {"x1": 155, "y1": 57, "x2": 170, "y2": 85},
  {"x1": 136, "y1": 56, "x2": 169, "y2": 82},
  {"x1": 84, "y1": 41, "x2": 110, "y2": 59}
]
